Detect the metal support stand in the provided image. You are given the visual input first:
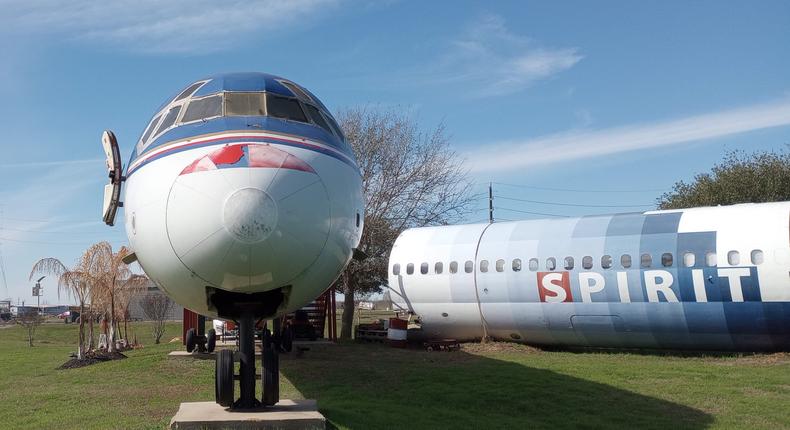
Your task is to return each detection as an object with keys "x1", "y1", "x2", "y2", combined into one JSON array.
[{"x1": 234, "y1": 313, "x2": 261, "y2": 409}]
